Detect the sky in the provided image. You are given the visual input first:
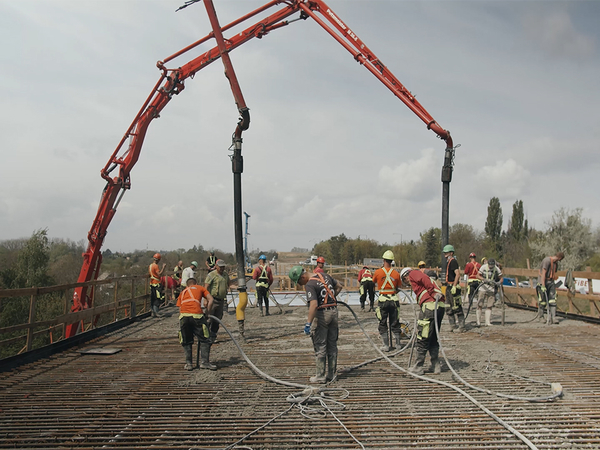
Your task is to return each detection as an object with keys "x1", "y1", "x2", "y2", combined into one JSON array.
[{"x1": 1, "y1": 0, "x2": 599, "y2": 255}]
